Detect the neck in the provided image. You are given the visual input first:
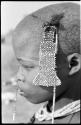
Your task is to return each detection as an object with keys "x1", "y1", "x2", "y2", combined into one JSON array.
[
  {"x1": 57, "y1": 73, "x2": 80, "y2": 101},
  {"x1": 66, "y1": 84, "x2": 80, "y2": 101},
  {"x1": 48, "y1": 72, "x2": 80, "y2": 111},
  {"x1": 65, "y1": 73, "x2": 81, "y2": 101},
  {"x1": 48, "y1": 85, "x2": 80, "y2": 112},
  {"x1": 48, "y1": 98, "x2": 72, "y2": 112}
]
